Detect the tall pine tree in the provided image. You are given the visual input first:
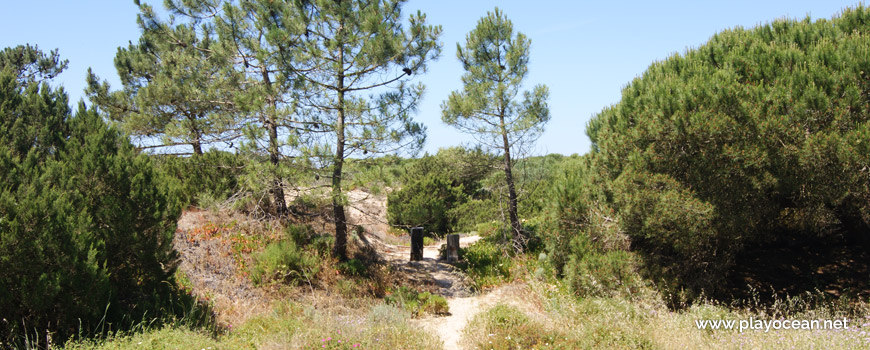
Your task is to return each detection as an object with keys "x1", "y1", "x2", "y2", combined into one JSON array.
[
  {"x1": 246, "y1": 0, "x2": 441, "y2": 259},
  {"x1": 442, "y1": 8, "x2": 549, "y2": 251},
  {"x1": 281, "y1": 0, "x2": 441, "y2": 259}
]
